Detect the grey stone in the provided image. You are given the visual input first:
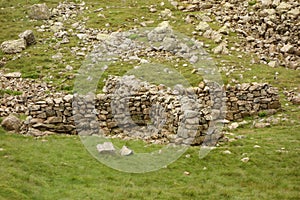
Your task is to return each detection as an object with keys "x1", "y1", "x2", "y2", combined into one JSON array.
[
  {"x1": 268, "y1": 61, "x2": 278, "y2": 68},
  {"x1": 50, "y1": 22, "x2": 64, "y2": 33},
  {"x1": 260, "y1": 0, "x2": 272, "y2": 7},
  {"x1": 184, "y1": 110, "x2": 198, "y2": 118},
  {"x1": 4, "y1": 72, "x2": 21, "y2": 78},
  {"x1": 212, "y1": 43, "x2": 228, "y2": 54},
  {"x1": 254, "y1": 122, "x2": 271, "y2": 128},
  {"x1": 63, "y1": 94, "x2": 73, "y2": 103},
  {"x1": 77, "y1": 34, "x2": 88, "y2": 40},
  {"x1": 195, "y1": 22, "x2": 210, "y2": 32},
  {"x1": 228, "y1": 122, "x2": 239, "y2": 130},
  {"x1": 27, "y1": 128, "x2": 45, "y2": 136},
  {"x1": 147, "y1": 21, "x2": 173, "y2": 42},
  {"x1": 120, "y1": 146, "x2": 133, "y2": 156},
  {"x1": 291, "y1": 94, "x2": 300, "y2": 105},
  {"x1": 1, "y1": 39, "x2": 26, "y2": 54},
  {"x1": 280, "y1": 44, "x2": 294, "y2": 54},
  {"x1": 189, "y1": 55, "x2": 198, "y2": 63},
  {"x1": 19, "y1": 30, "x2": 36, "y2": 46},
  {"x1": 96, "y1": 142, "x2": 116, "y2": 154},
  {"x1": 1, "y1": 114, "x2": 22, "y2": 132},
  {"x1": 241, "y1": 157, "x2": 250, "y2": 163},
  {"x1": 96, "y1": 33, "x2": 110, "y2": 41},
  {"x1": 160, "y1": 9, "x2": 172, "y2": 18},
  {"x1": 288, "y1": 8, "x2": 300, "y2": 17},
  {"x1": 218, "y1": 26, "x2": 229, "y2": 35},
  {"x1": 28, "y1": 3, "x2": 51, "y2": 20},
  {"x1": 45, "y1": 117, "x2": 62, "y2": 124},
  {"x1": 276, "y1": 2, "x2": 292, "y2": 12},
  {"x1": 162, "y1": 37, "x2": 177, "y2": 51}
]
